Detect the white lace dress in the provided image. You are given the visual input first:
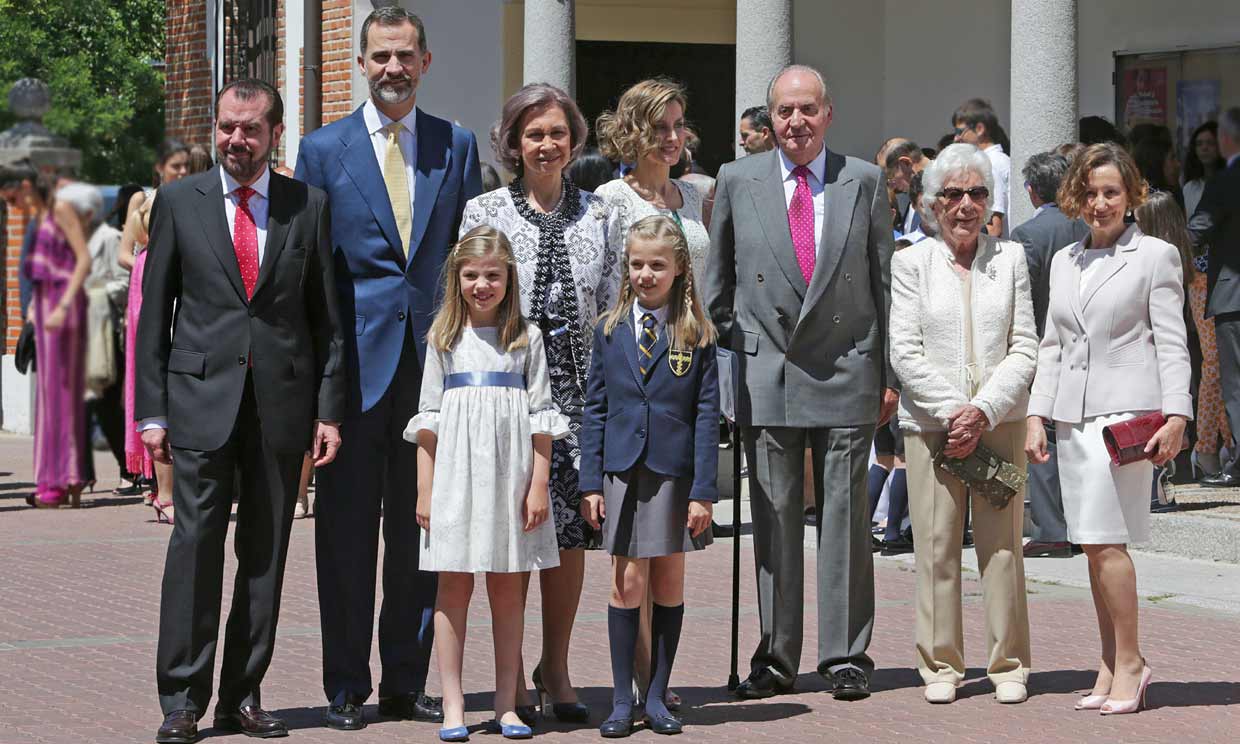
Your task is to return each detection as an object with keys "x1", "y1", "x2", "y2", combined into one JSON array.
[
  {"x1": 404, "y1": 323, "x2": 570, "y2": 573},
  {"x1": 594, "y1": 178, "x2": 711, "y2": 287}
]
